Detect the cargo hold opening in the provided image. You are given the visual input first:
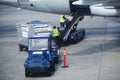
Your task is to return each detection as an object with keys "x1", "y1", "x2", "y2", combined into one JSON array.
[{"x1": 70, "y1": 1, "x2": 91, "y2": 15}]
